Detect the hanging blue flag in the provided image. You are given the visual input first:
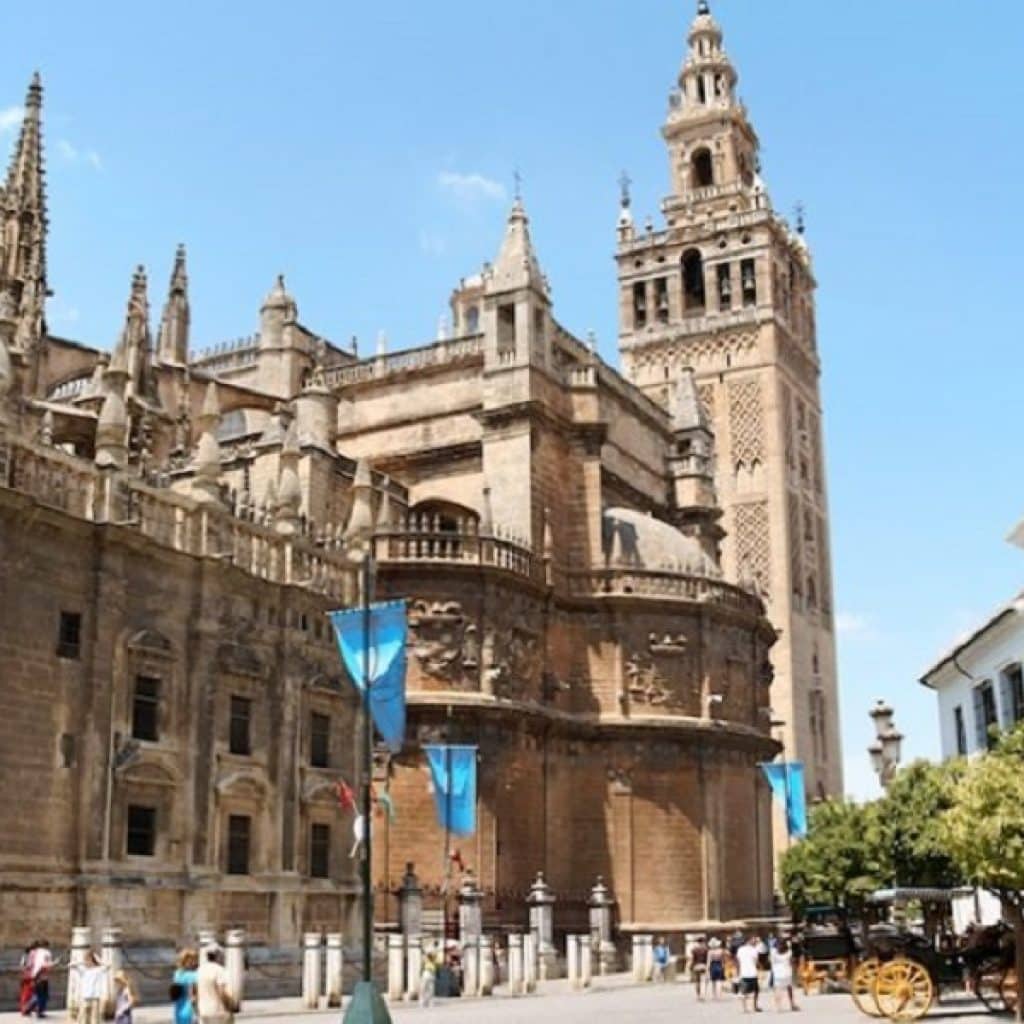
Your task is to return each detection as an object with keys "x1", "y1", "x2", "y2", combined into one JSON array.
[
  {"x1": 759, "y1": 761, "x2": 808, "y2": 838},
  {"x1": 329, "y1": 600, "x2": 407, "y2": 753},
  {"x1": 424, "y1": 745, "x2": 477, "y2": 837}
]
